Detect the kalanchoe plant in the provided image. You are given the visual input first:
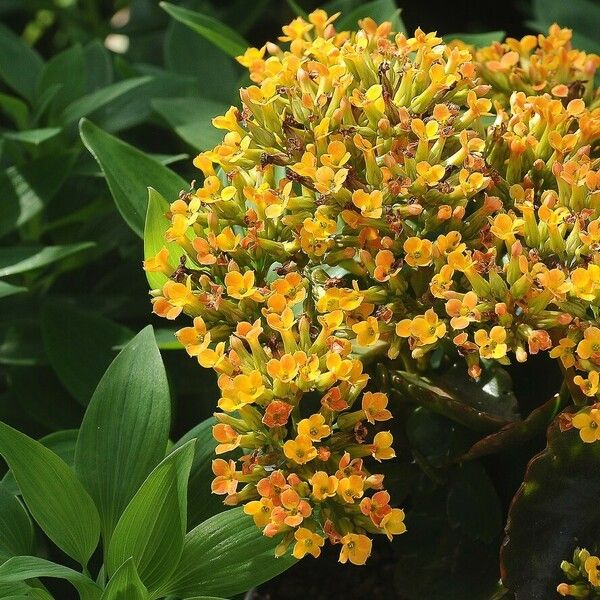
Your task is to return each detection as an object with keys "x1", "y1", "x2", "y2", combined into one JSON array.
[
  {"x1": 141, "y1": 4, "x2": 600, "y2": 590},
  {"x1": 0, "y1": 327, "x2": 294, "y2": 599}
]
